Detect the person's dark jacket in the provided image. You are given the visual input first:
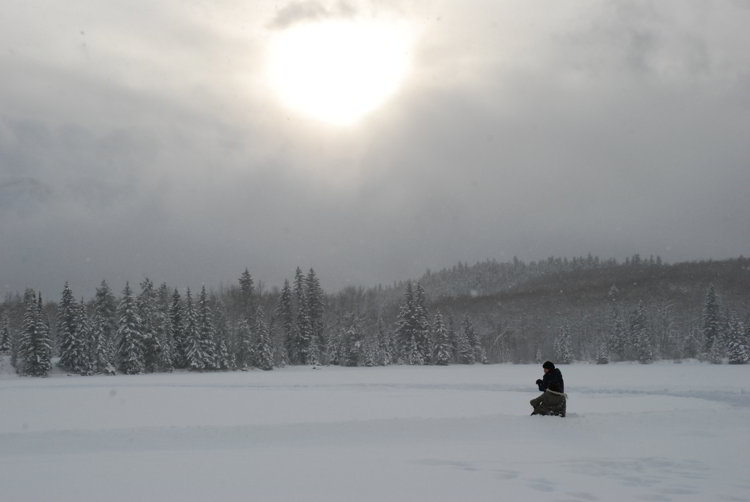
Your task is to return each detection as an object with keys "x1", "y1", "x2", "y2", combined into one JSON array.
[{"x1": 536, "y1": 368, "x2": 564, "y2": 392}]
